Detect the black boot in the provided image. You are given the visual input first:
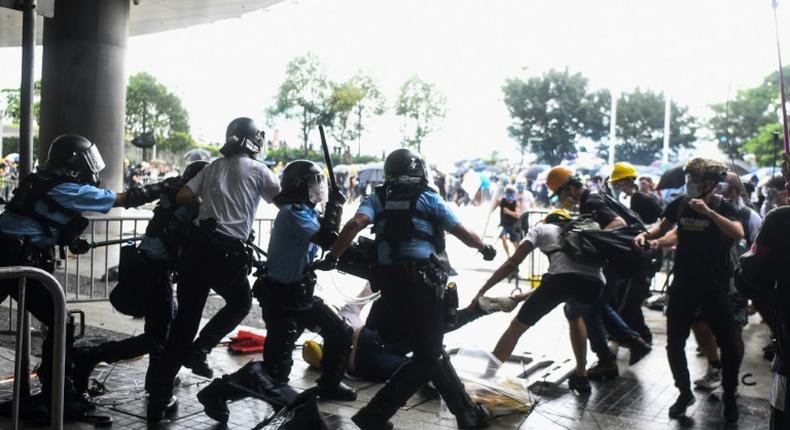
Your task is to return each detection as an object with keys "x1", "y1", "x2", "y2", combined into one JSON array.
[
  {"x1": 197, "y1": 380, "x2": 235, "y2": 424},
  {"x1": 317, "y1": 380, "x2": 357, "y2": 401},
  {"x1": 316, "y1": 316, "x2": 356, "y2": 401},
  {"x1": 352, "y1": 405, "x2": 395, "y2": 430},
  {"x1": 72, "y1": 346, "x2": 103, "y2": 394},
  {"x1": 183, "y1": 349, "x2": 213, "y2": 378},
  {"x1": 626, "y1": 337, "x2": 652, "y2": 365},
  {"x1": 456, "y1": 403, "x2": 492, "y2": 429}
]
